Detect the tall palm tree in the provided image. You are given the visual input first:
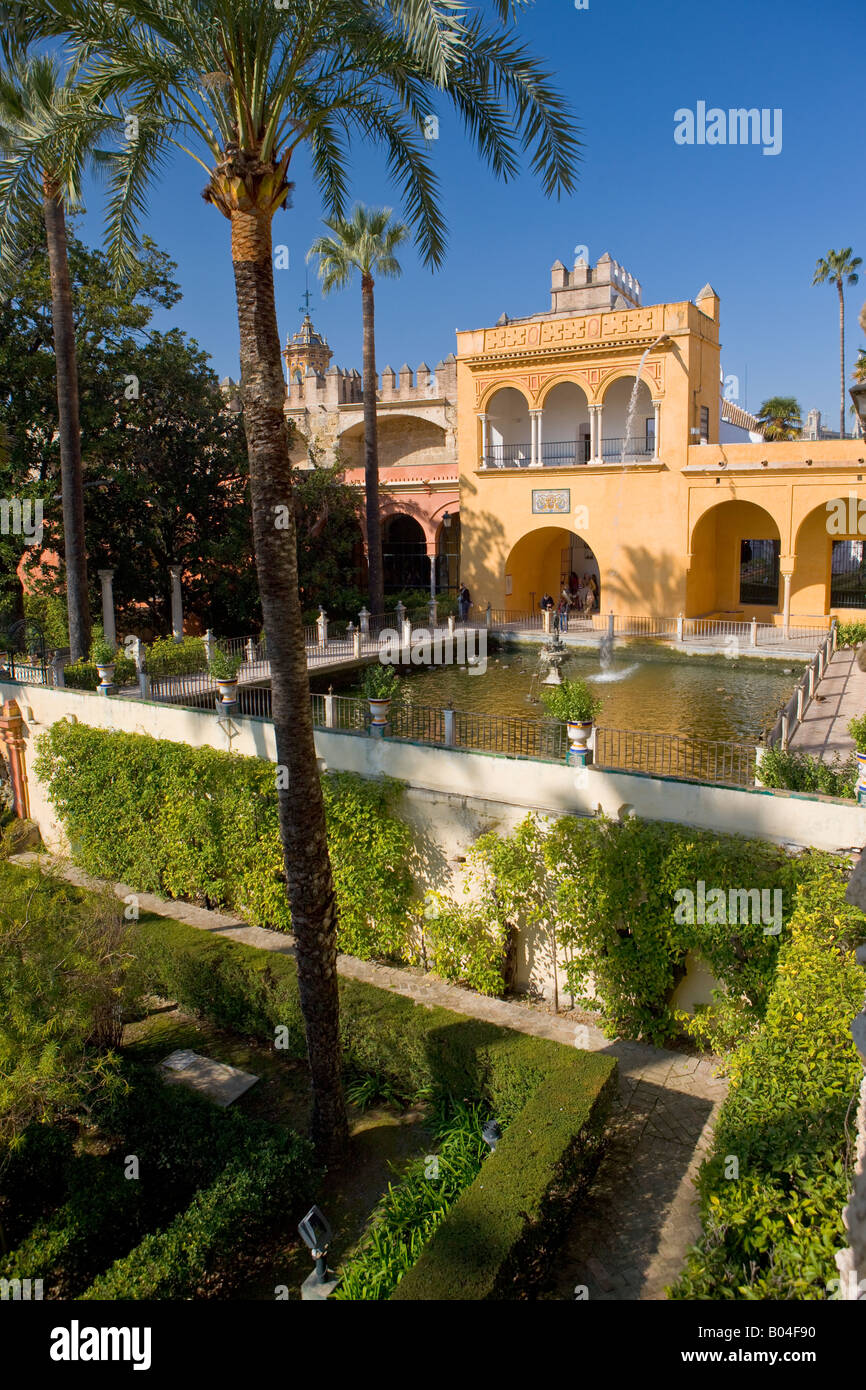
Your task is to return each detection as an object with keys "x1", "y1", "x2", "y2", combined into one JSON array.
[
  {"x1": 813, "y1": 248, "x2": 862, "y2": 439},
  {"x1": 308, "y1": 207, "x2": 408, "y2": 615},
  {"x1": 30, "y1": 0, "x2": 579, "y2": 1157},
  {"x1": 0, "y1": 56, "x2": 108, "y2": 659},
  {"x1": 756, "y1": 396, "x2": 802, "y2": 441}
]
